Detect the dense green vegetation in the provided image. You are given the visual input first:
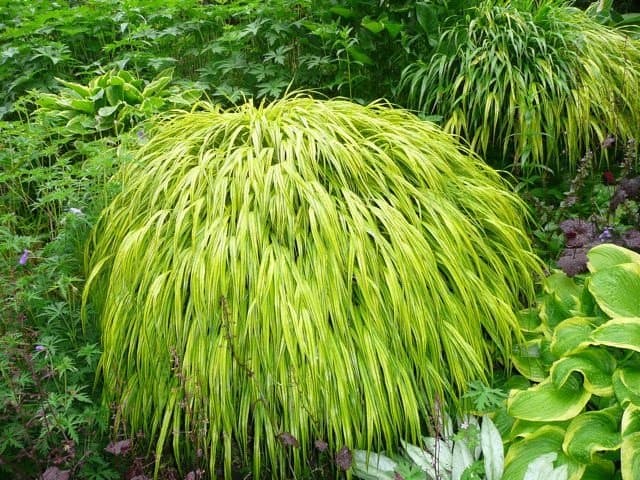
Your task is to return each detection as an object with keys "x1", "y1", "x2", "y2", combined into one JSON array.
[{"x1": 1, "y1": 0, "x2": 639, "y2": 479}]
